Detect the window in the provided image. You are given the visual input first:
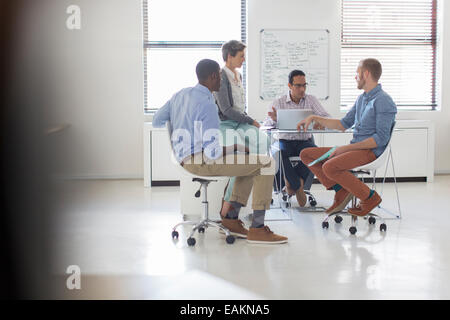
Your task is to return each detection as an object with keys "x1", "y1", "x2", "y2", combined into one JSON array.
[
  {"x1": 341, "y1": 0, "x2": 438, "y2": 110},
  {"x1": 142, "y1": 0, "x2": 246, "y2": 112}
]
